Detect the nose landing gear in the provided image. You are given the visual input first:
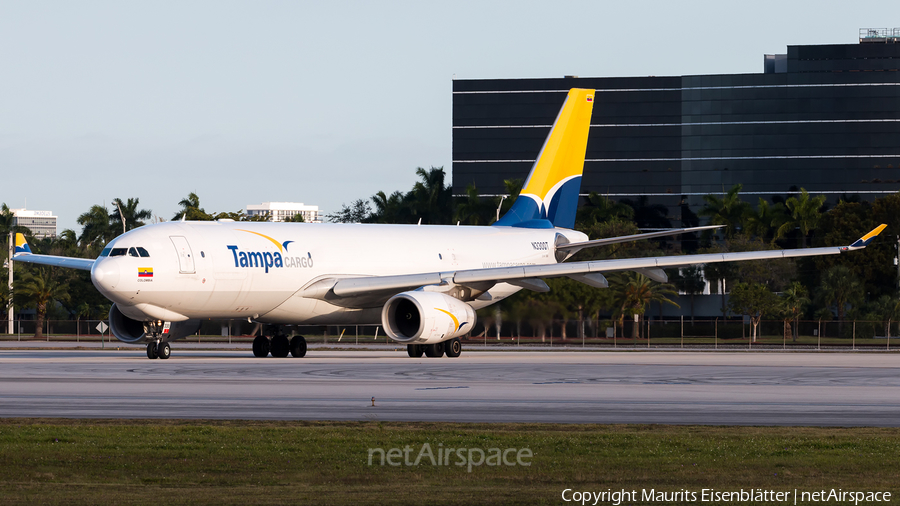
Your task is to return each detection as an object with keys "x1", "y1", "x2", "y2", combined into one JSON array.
[
  {"x1": 146, "y1": 340, "x2": 171, "y2": 360},
  {"x1": 144, "y1": 321, "x2": 172, "y2": 360}
]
